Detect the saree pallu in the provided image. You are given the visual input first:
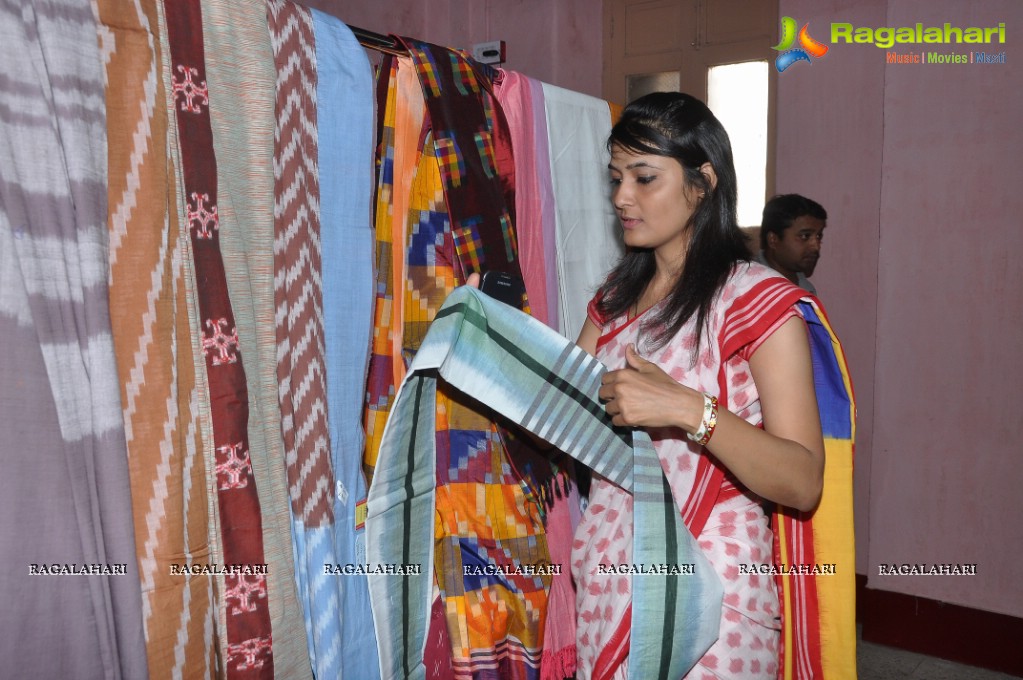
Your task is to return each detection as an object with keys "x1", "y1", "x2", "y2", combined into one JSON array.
[
  {"x1": 102, "y1": 0, "x2": 217, "y2": 676},
  {"x1": 773, "y1": 301, "x2": 857, "y2": 679},
  {"x1": 366, "y1": 287, "x2": 722, "y2": 680},
  {"x1": 312, "y1": 9, "x2": 381, "y2": 677},
  {"x1": 0, "y1": 2, "x2": 148, "y2": 677}
]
